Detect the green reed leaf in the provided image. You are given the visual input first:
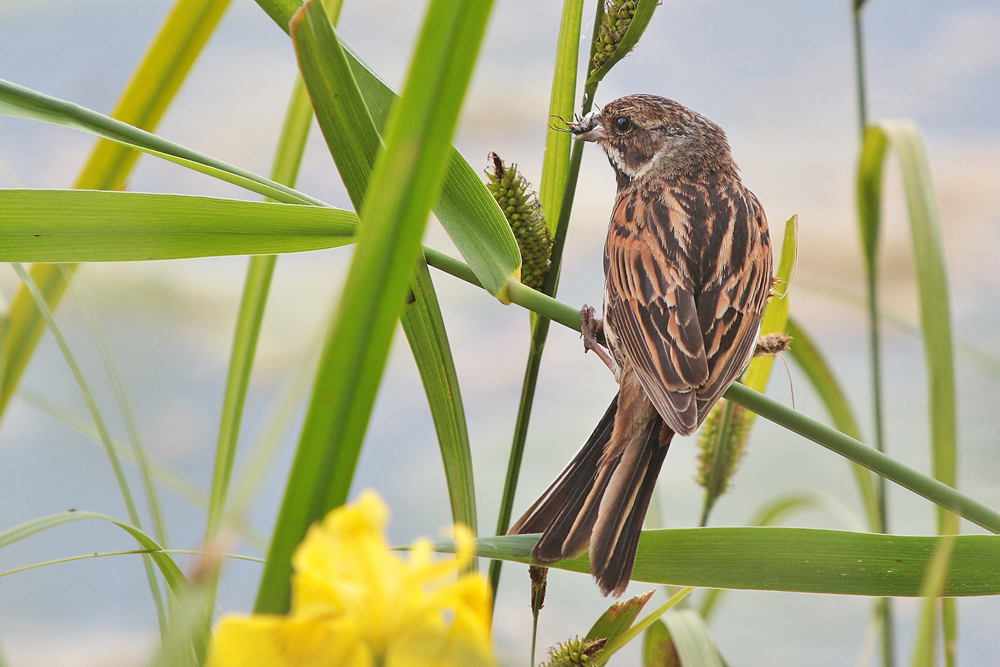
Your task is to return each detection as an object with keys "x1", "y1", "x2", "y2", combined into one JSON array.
[
  {"x1": 587, "y1": 590, "x2": 654, "y2": 643},
  {"x1": 859, "y1": 121, "x2": 957, "y2": 535},
  {"x1": 434, "y1": 529, "x2": 1000, "y2": 597},
  {"x1": 254, "y1": 0, "x2": 494, "y2": 614},
  {"x1": 0, "y1": 0, "x2": 235, "y2": 421},
  {"x1": 289, "y1": 0, "x2": 477, "y2": 536},
  {"x1": 663, "y1": 611, "x2": 724, "y2": 667},
  {"x1": 0, "y1": 510, "x2": 185, "y2": 595},
  {"x1": 0, "y1": 190, "x2": 356, "y2": 261},
  {"x1": 538, "y1": 0, "x2": 583, "y2": 232}
]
